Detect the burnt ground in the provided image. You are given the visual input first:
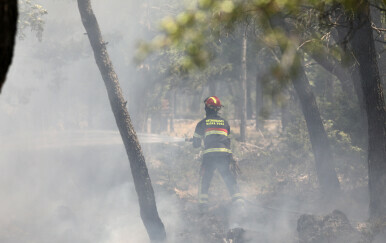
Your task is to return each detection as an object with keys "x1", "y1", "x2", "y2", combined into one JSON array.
[
  {"x1": 143, "y1": 119, "x2": 372, "y2": 243},
  {"x1": 0, "y1": 119, "x2": 374, "y2": 242}
]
